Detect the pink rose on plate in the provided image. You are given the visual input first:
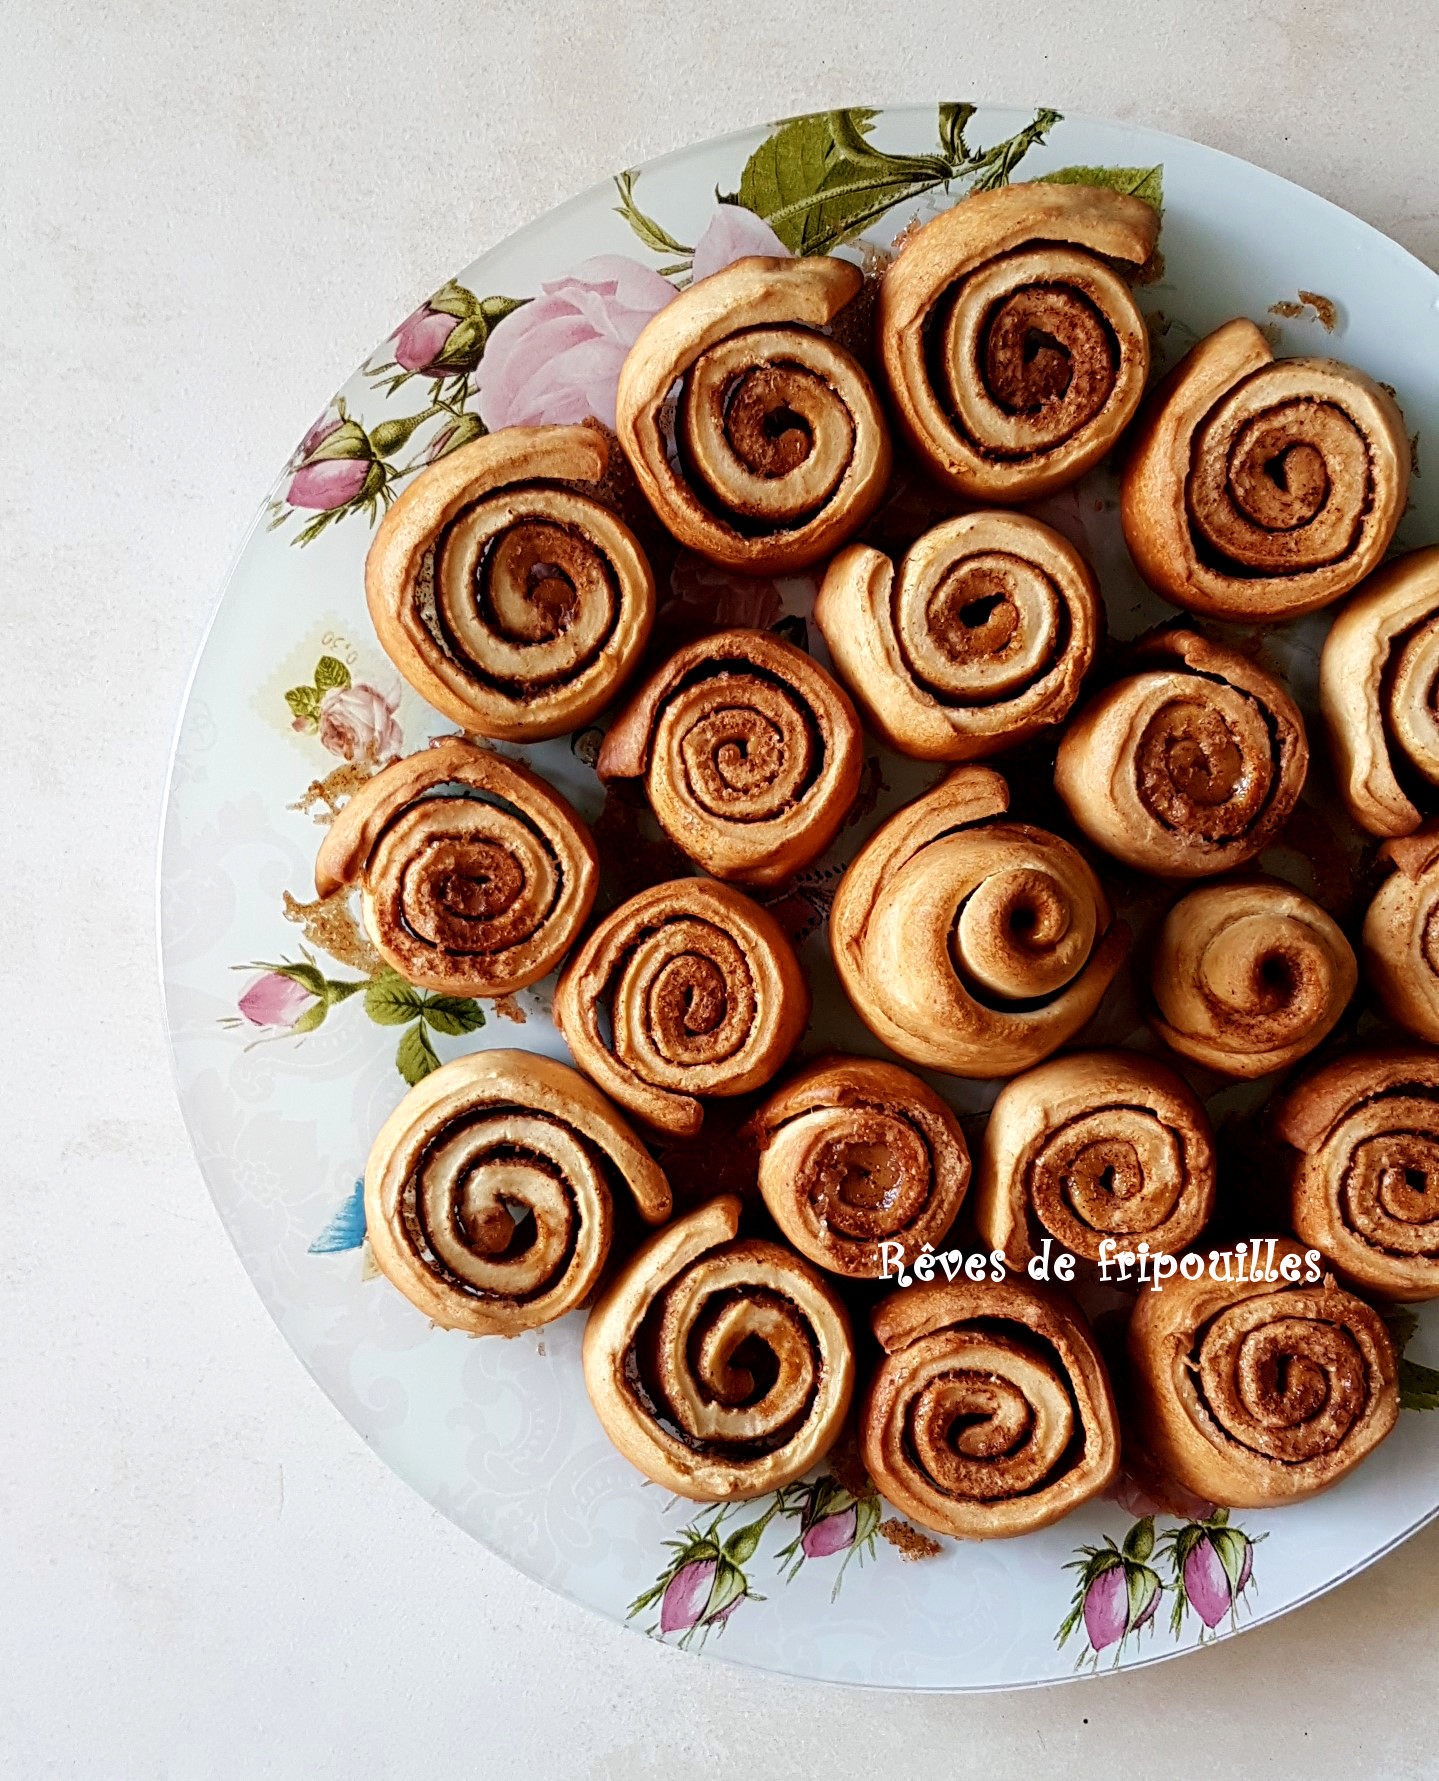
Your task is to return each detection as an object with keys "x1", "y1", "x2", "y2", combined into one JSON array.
[
  {"x1": 316, "y1": 682, "x2": 402, "y2": 764},
  {"x1": 689, "y1": 203, "x2": 787, "y2": 280},
  {"x1": 474, "y1": 255, "x2": 675, "y2": 431},
  {"x1": 474, "y1": 205, "x2": 791, "y2": 432}
]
